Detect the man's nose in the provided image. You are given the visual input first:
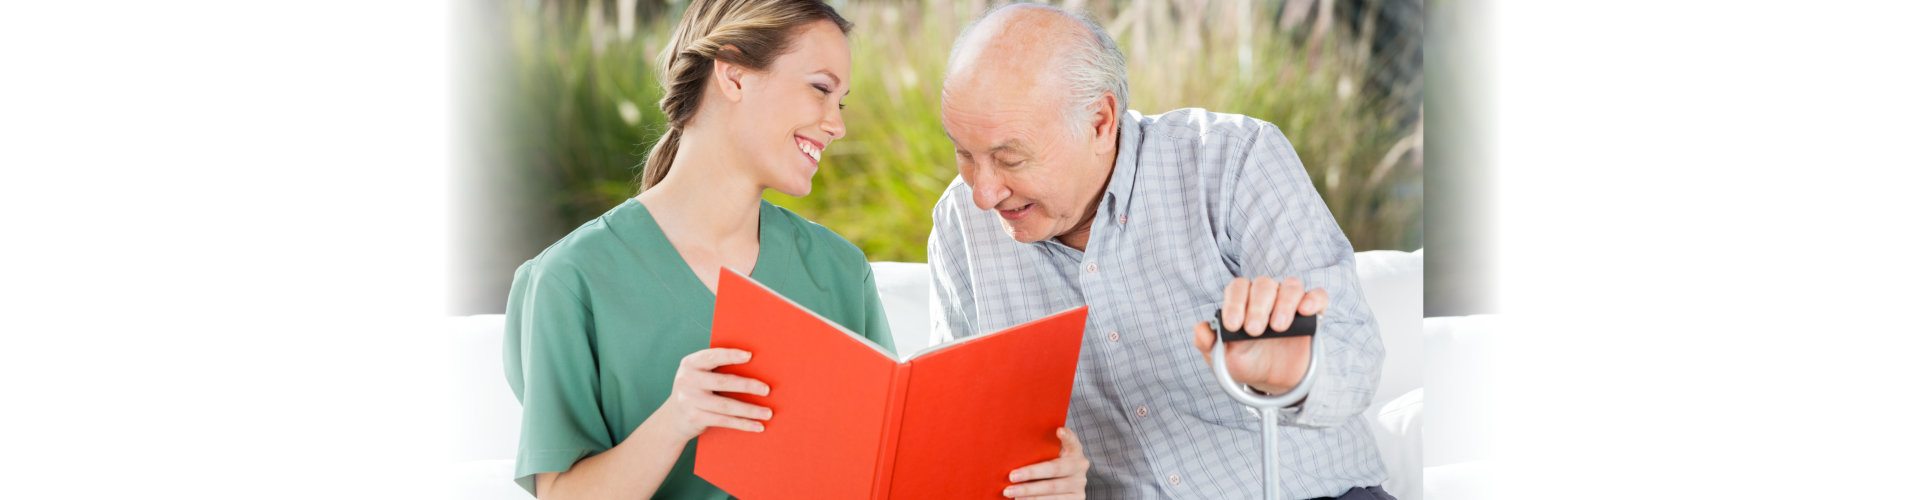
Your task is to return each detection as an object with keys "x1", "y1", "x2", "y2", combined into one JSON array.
[{"x1": 970, "y1": 166, "x2": 1009, "y2": 211}]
